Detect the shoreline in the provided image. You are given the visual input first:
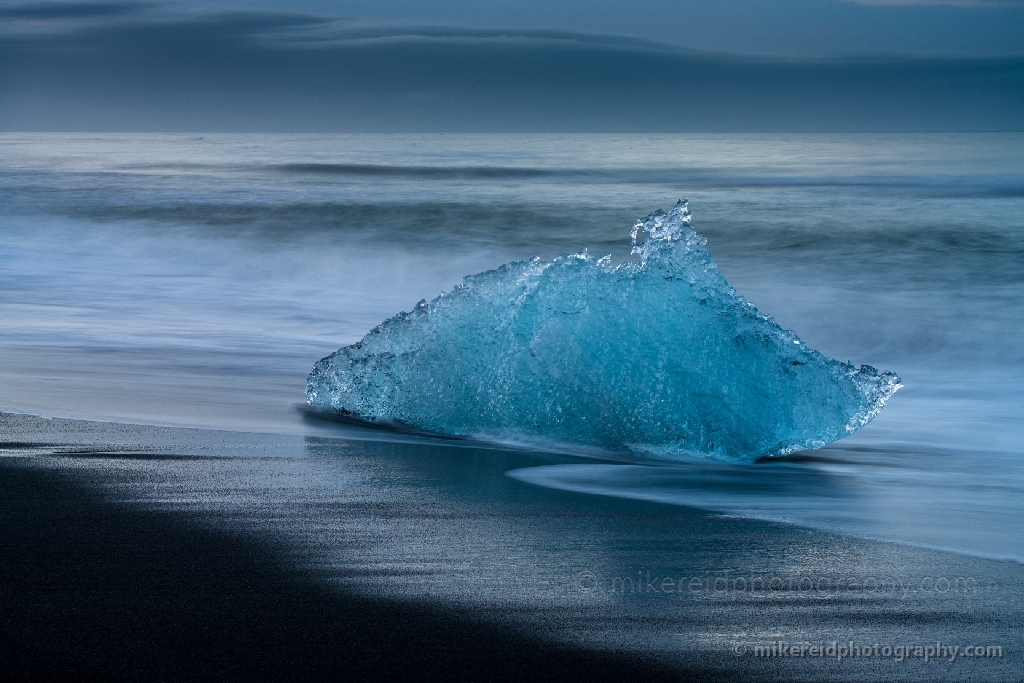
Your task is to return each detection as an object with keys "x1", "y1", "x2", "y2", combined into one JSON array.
[{"x1": 1, "y1": 411, "x2": 1020, "y2": 682}]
